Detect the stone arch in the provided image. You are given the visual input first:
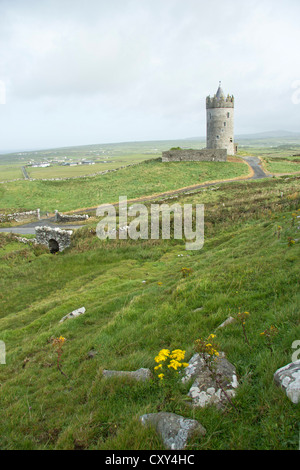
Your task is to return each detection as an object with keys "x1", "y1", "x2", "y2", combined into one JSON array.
[
  {"x1": 35, "y1": 226, "x2": 73, "y2": 253},
  {"x1": 49, "y1": 238, "x2": 60, "y2": 253}
]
